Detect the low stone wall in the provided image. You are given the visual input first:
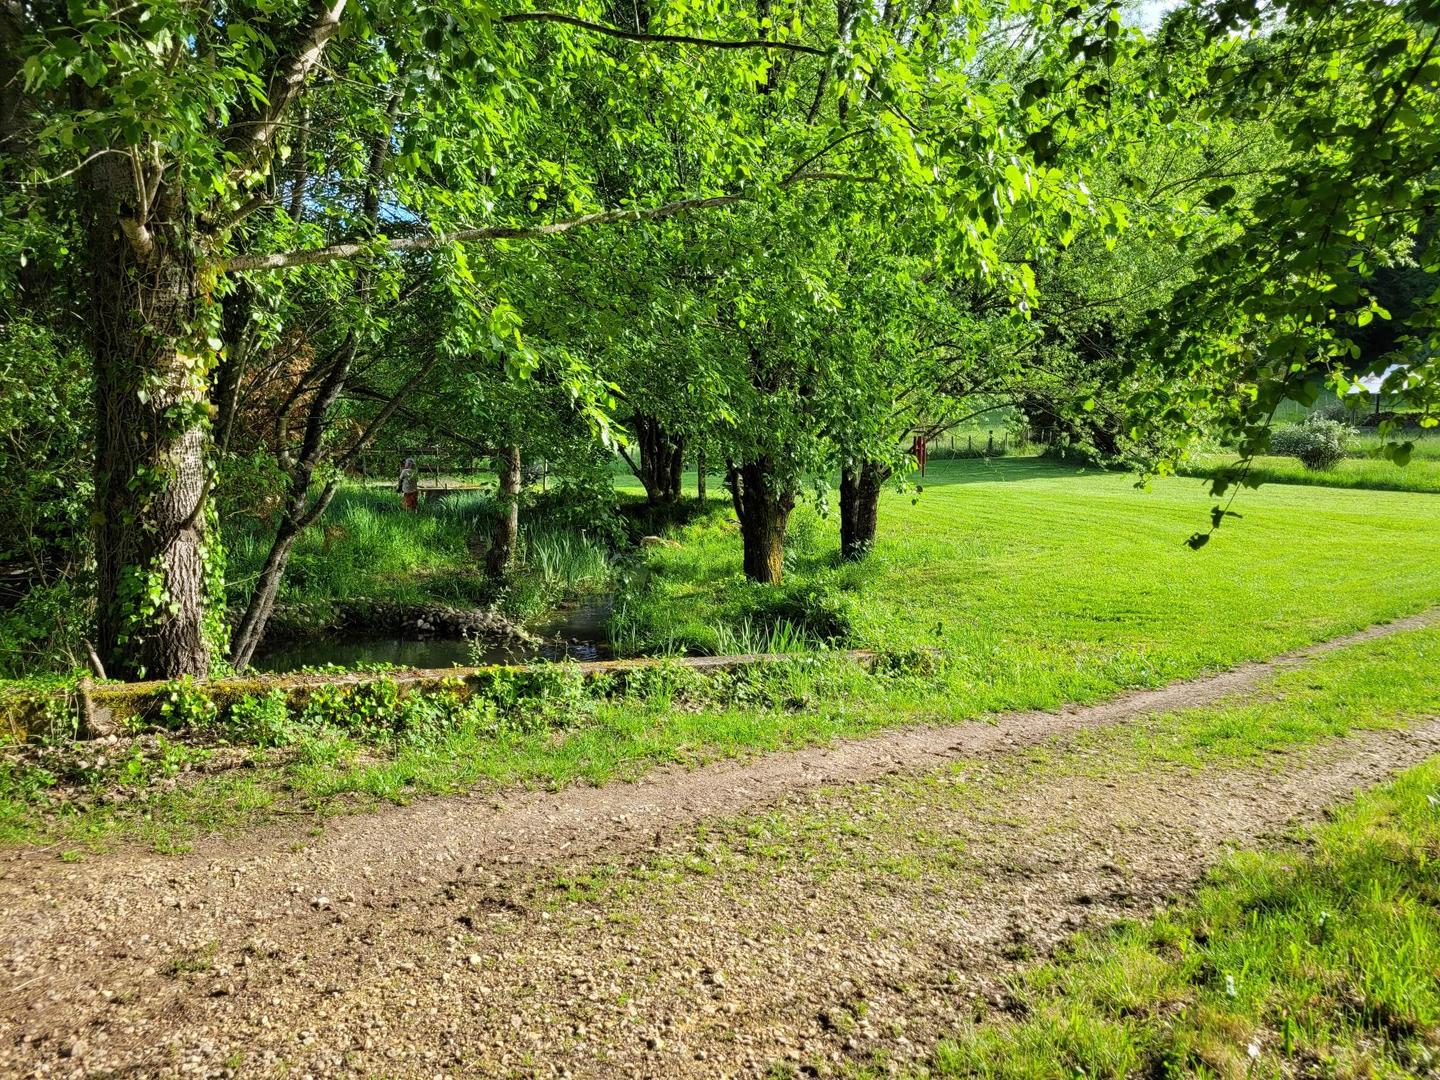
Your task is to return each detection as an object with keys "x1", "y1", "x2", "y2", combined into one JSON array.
[{"x1": 3, "y1": 651, "x2": 884, "y2": 743}]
